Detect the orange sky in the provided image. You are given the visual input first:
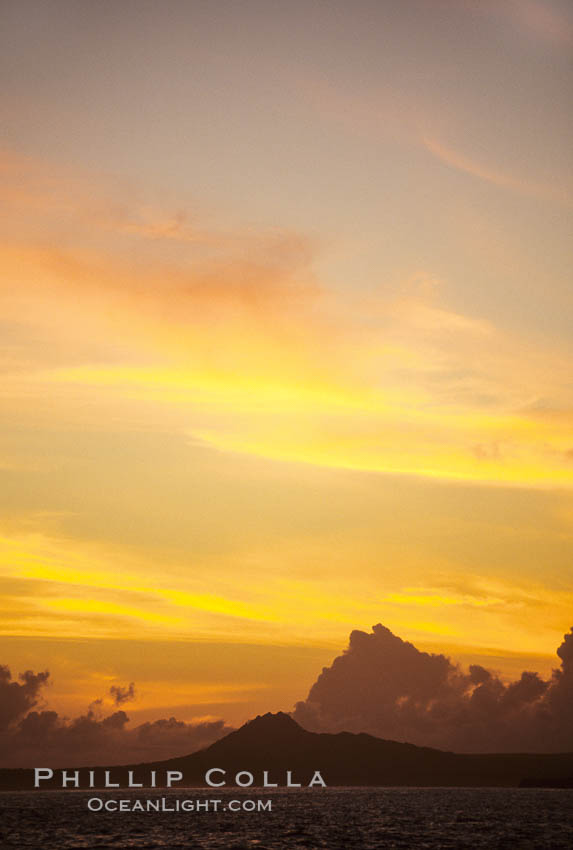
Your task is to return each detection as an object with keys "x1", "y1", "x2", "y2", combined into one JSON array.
[{"x1": 1, "y1": 0, "x2": 572, "y2": 726}]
